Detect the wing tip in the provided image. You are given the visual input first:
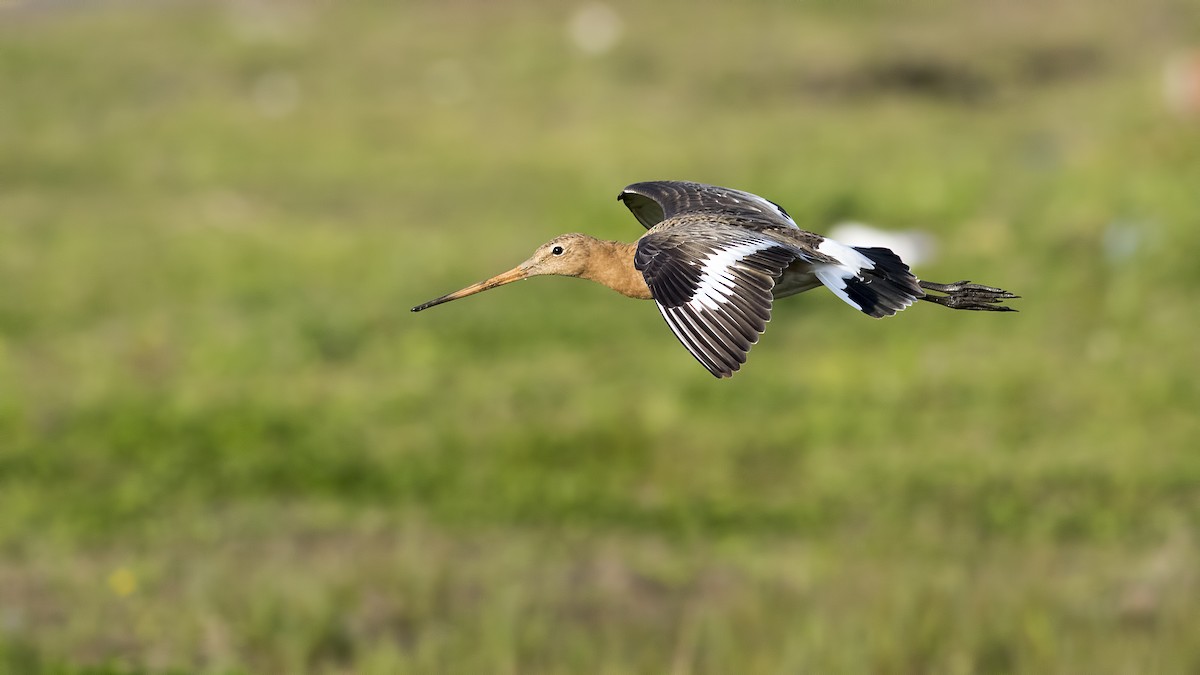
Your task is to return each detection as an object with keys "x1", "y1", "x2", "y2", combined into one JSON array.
[{"x1": 713, "y1": 366, "x2": 739, "y2": 379}]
